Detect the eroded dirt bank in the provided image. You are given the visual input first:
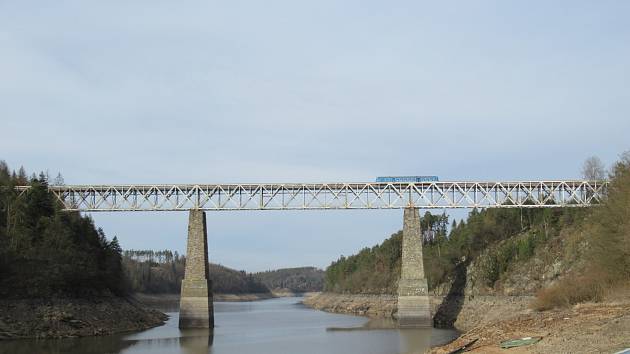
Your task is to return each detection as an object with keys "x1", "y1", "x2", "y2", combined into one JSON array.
[
  {"x1": 0, "y1": 297, "x2": 167, "y2": 340},
  {"x1": 430, "y1": 301, "x2": 630, "y2": 354}
]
